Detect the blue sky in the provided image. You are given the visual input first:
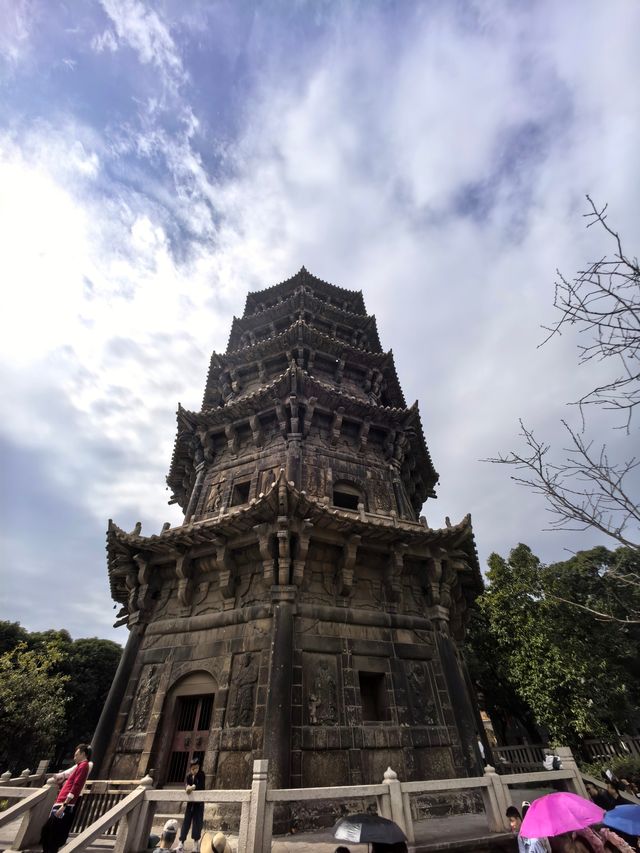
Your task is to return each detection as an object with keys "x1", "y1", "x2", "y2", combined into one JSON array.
[{"x1": 1, "y1": 0, "x2": 639, "y2": 643}]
